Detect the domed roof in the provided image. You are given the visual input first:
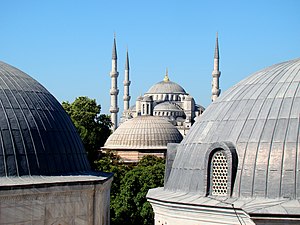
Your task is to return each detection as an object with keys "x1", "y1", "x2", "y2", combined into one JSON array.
[
  {"x1": 103, "y1": 116, "x2": 183, "y2": 149},
  {"x1": 142, "y1": 96, "x2": 152, "y2": 101},
  {"x1": 154, "y1": 102, "x2": 182, "y2": 112},
  {"x1": 166, "y1": 58, "x2": 300, "y2": 200},
  {"x1": 0, "y1": 61, "x2": 90, "y2": 177},
  {"x1": 146, "y1": 79, "x2": 186, "y2": 95}
]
